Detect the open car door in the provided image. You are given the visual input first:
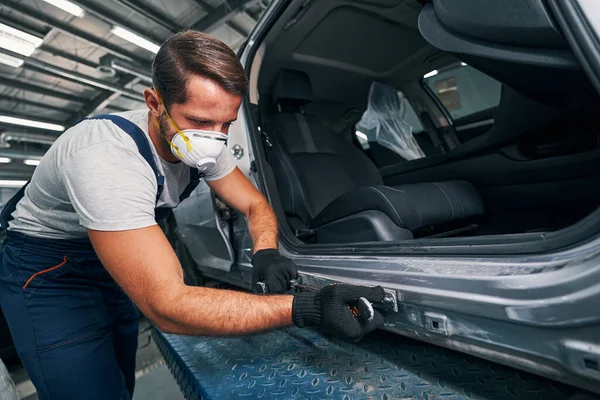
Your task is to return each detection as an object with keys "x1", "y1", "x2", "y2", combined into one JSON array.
[{"x1": 164, "y1": 181, "x2": 234, "y2": 286}]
